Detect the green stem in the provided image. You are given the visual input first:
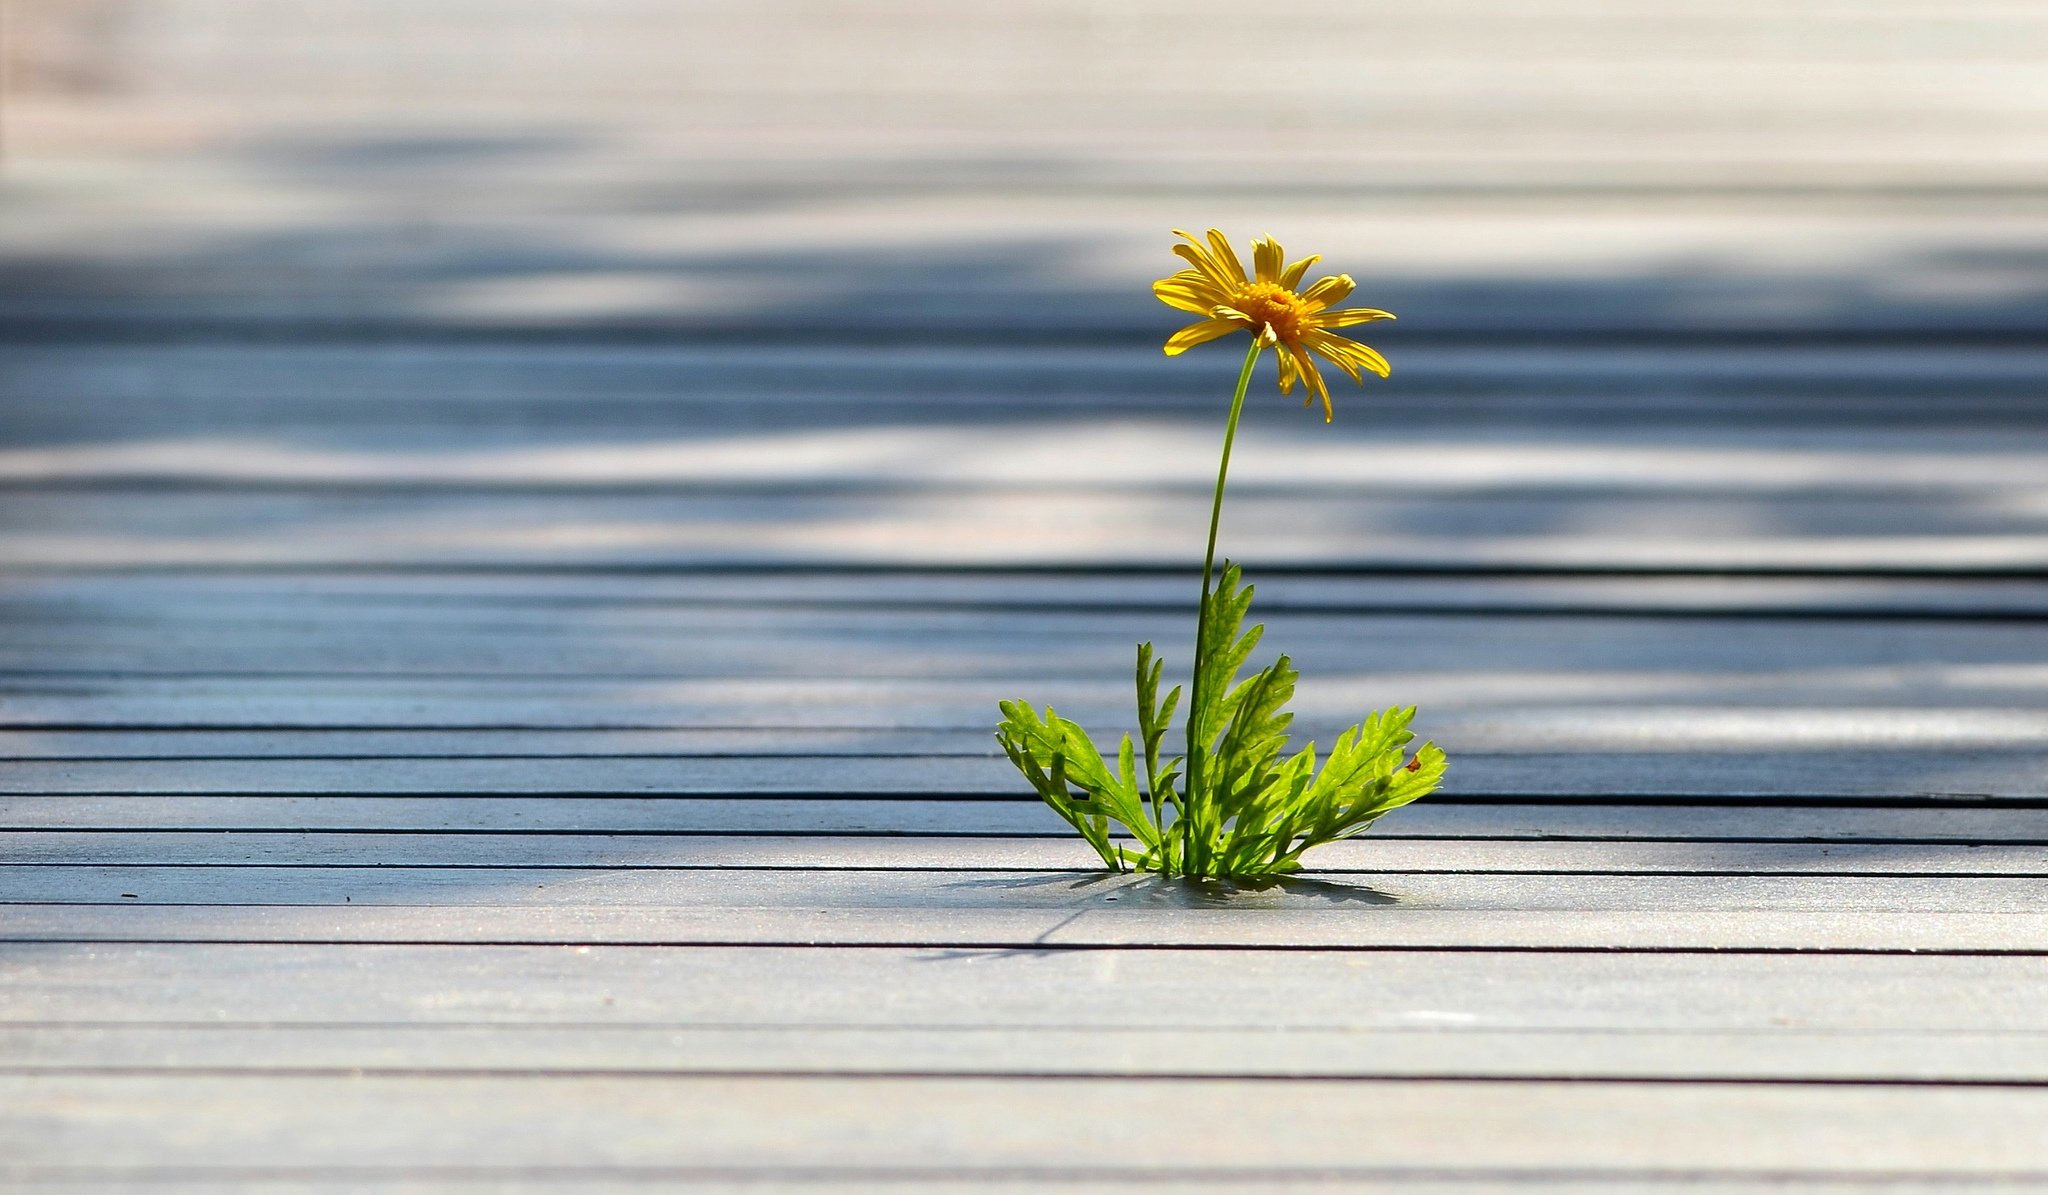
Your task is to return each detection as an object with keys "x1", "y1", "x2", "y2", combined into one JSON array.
[{"x1": 1183, "y1": 339, "x2": 1263, "y2": 875}]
